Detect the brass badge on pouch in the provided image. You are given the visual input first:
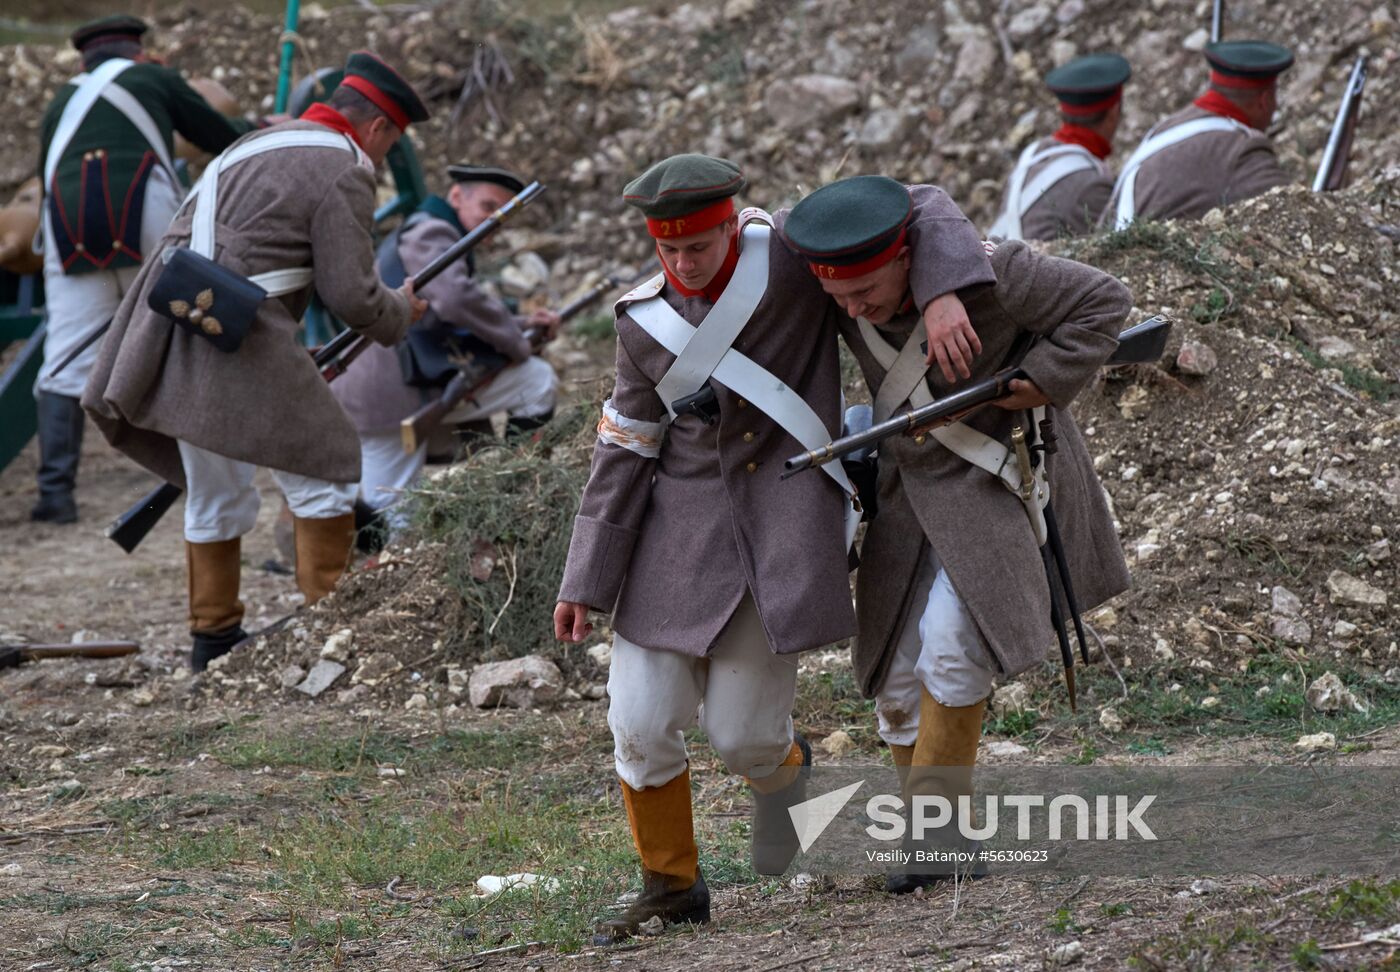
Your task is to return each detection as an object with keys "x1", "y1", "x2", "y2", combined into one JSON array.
[{"x1": 170, "y1": 288, "x2": 222, "y2": 336}]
